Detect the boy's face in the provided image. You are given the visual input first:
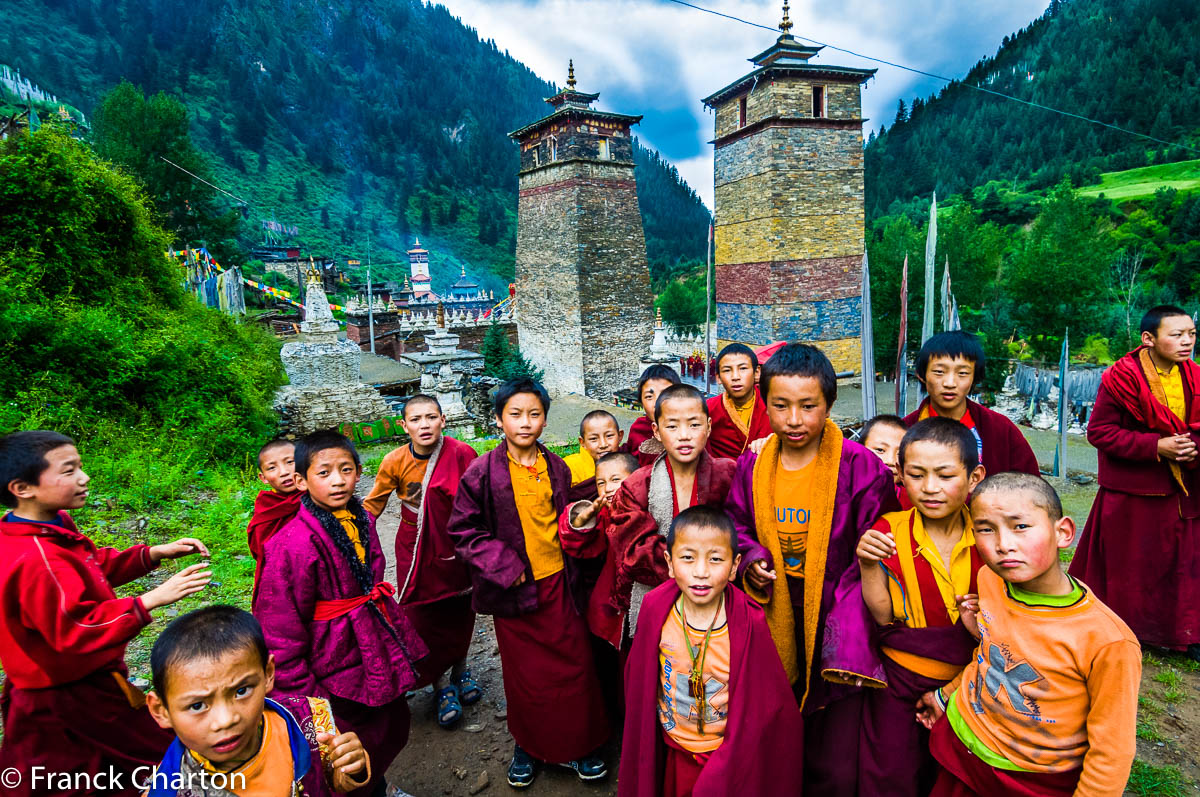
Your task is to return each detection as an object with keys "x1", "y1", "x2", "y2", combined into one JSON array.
[
  {"x1": 403, "y1": 401, "x2": 446, "y2": 450},
  {"x1": 257, "y1": 443, "x2": 297, "y2": 493},
  {"x1": 666, "y1": 525, "x2": 741, "y2": 610},
  {"x1": 640, "y1": 378, "x2": 675, "y2": 420},
  {"x1": 9, "y1": 444, "x2": 90, "y2": 514},
  {"x1": 971, "y1": 490, "x2": 1076, "y2": 588},
  {"x1": 901, "y1": 440, "x2": 985, "y2": 520},
  {"x1": 717, "y1": 354, "x2": 758, "y2": 402},
  {"x1": 295, "y1": 447, "x2": 360, "y2": 512},
  {"x1": 923, "y1": 355, "x2": 975, "y2": 414},
  {"x1": 765, "y1": 375, "x2": 829, "y2": 455},
  {"x1": 595, "y1": 461, "x2": 634, "y2": 502},
  {"x1": 863, "y1": 425, "x2": 905, "y2": 484},
  {"x1": 580, "y1": 417, "x2": 623, "y2": 460},
  {"x1": 1143, "y1": 315, "x2": 1196, "y2": 364},
  {"x1": 496, "y1": 392, "x2": 547, "y2": 451},
  {"x1": 654, "y1": 397, "x2": 710, "y2": 465},
  {"x1": 148, "y1": 648, "x2": 275, "y2": 770}
]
